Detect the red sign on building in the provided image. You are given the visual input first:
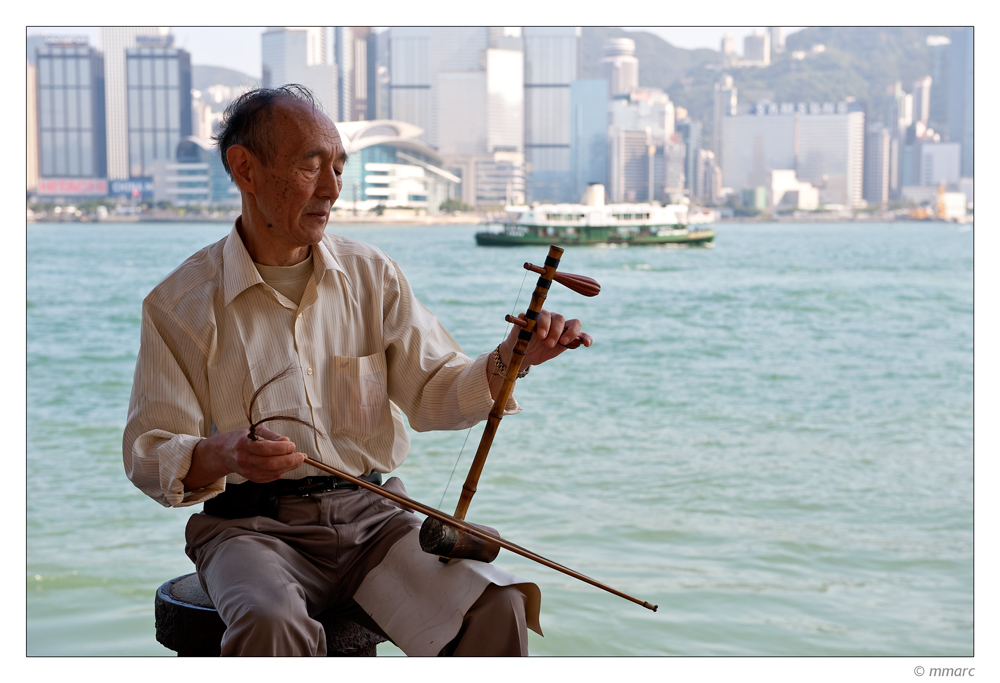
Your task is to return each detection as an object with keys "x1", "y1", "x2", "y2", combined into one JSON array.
[{"x1": 37, "y1": 178, "x2": 109, "y2": 196}]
